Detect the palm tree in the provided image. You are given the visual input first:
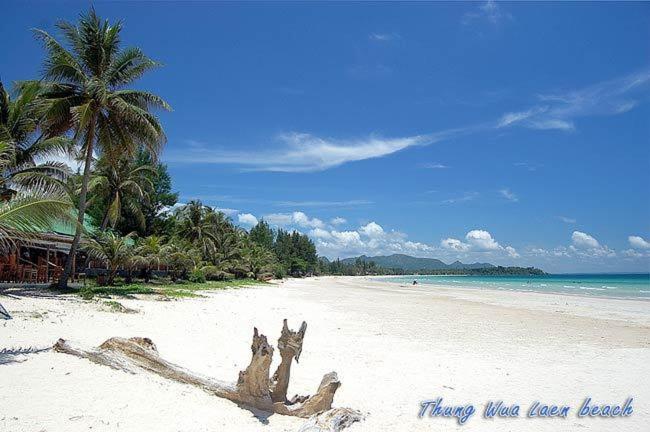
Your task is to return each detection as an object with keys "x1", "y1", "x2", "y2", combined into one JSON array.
[
  {"x1": 33, "y1": 9, "x2": 170, "y2": 289},
  {"x1": 83, "y1": 231, "x2": 134, "y2": 285},
  {"x1": 89, "y1": 156, "x2": 155, "y2": 230},
  {"x1": 162, "y1": 241, "x2": 202, "y2": 281},
  {"x1": 132, "y1": 235, "x2": 166, "y2": 282},
  {"x1": 0, "y1": 80, "x2": 73, "y2": 195},
  {"x1": 174, "y1": 201, "x2": 219, "y2": 257},
  {"x1": 240, "y1": 241, "x2": 277, "y2": 280}
]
